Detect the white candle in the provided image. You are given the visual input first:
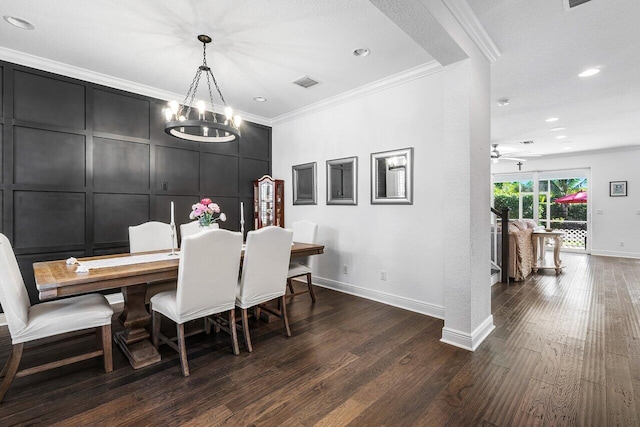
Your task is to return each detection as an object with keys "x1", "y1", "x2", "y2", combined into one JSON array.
[
  {"x1": 240, "y1": 201, "x2": 244, "y2": 224},
  {"x1": 170, "y1": 201, "x2": 175, "y2": 224}
]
